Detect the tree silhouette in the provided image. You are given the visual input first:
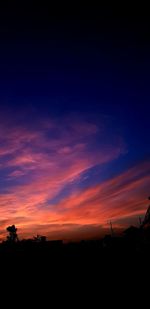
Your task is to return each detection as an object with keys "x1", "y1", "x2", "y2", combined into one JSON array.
[{"x1": 6, "y1": 225, "x2": 18, "y2": 242}]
